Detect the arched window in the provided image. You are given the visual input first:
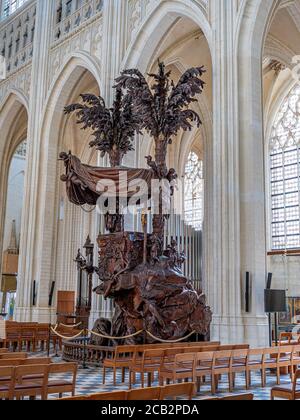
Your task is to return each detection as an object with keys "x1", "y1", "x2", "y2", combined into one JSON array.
[
  {"x1": 269, "y1": 85, "x2": 300, "y2": 250},
  {"x1": 184, "y1": 151, "x2": 204, "y2": 231}
]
